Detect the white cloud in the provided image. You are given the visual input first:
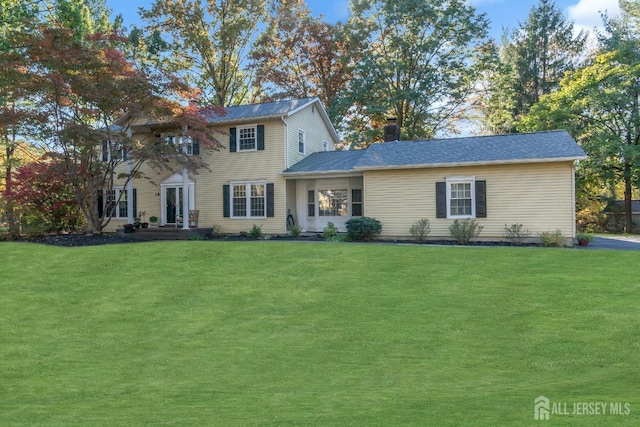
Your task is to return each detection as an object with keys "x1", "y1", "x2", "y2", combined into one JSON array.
[{"x1": 567, "y1": 0, "x2": 621, "y2": 34}]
